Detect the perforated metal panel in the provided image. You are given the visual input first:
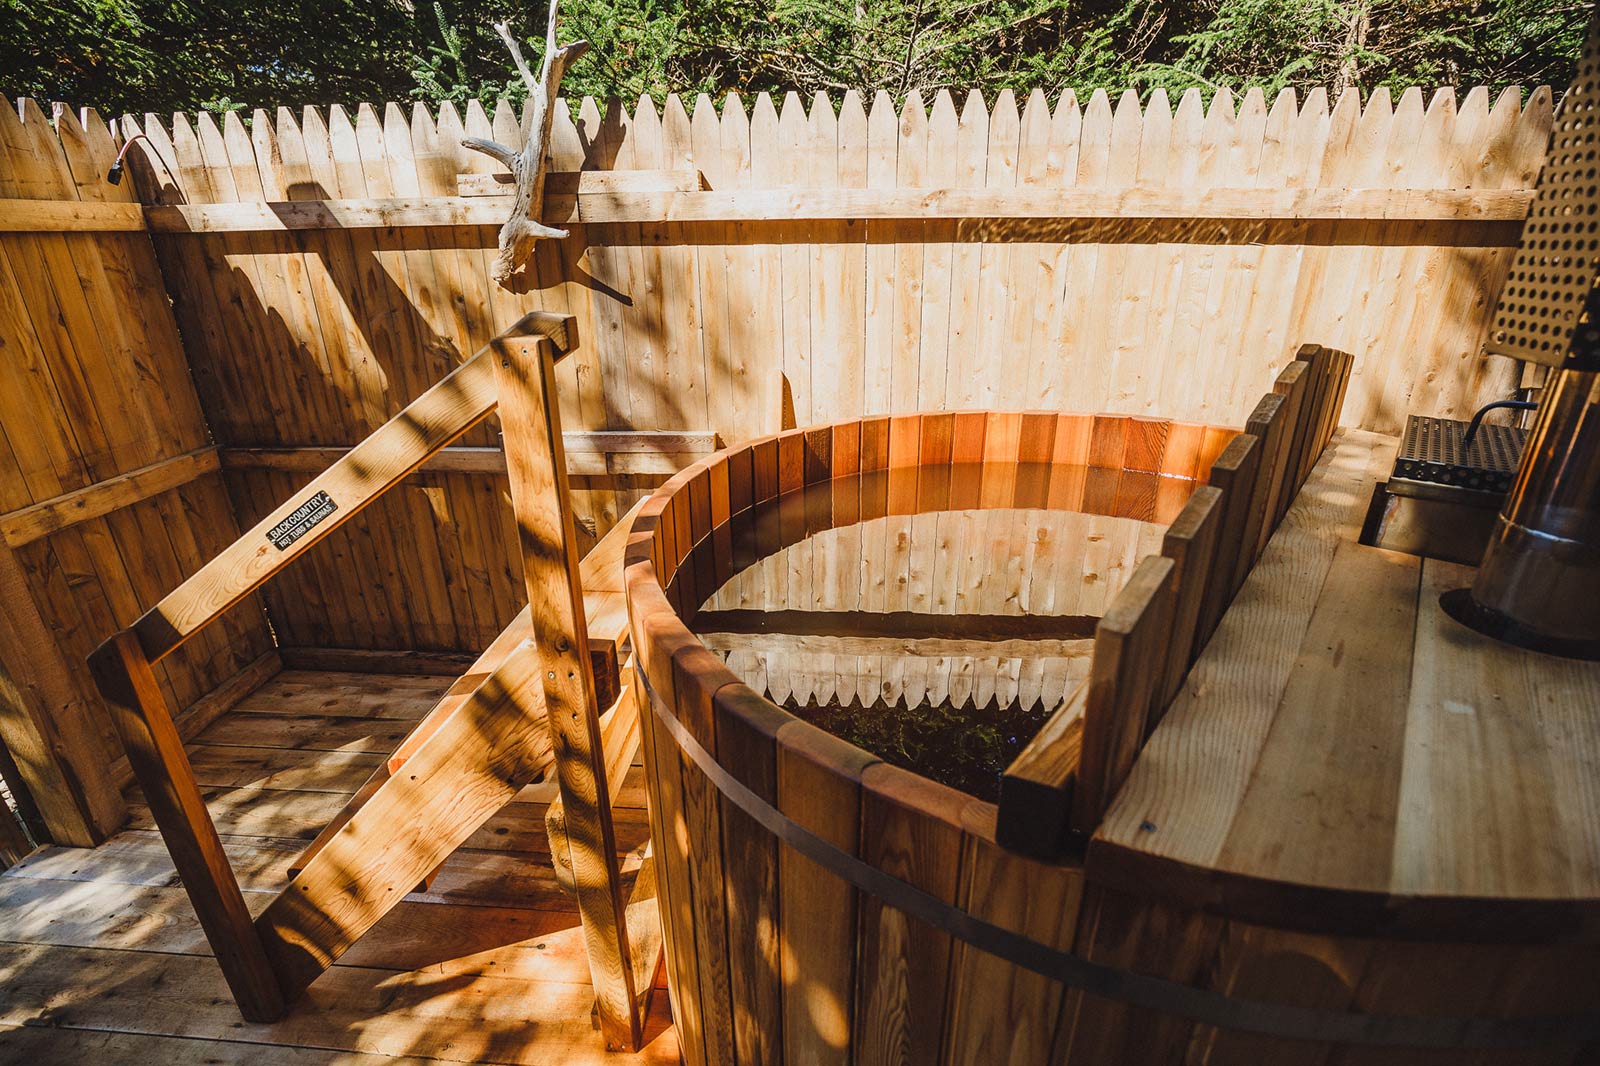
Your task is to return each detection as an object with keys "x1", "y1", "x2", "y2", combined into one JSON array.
[
  {"x1": 1391, "y1": 415, "x2": 1526, "y2": 501},
  {"x1": 1487, "y1": 18, "x2": 1600, "y2": 369}
]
